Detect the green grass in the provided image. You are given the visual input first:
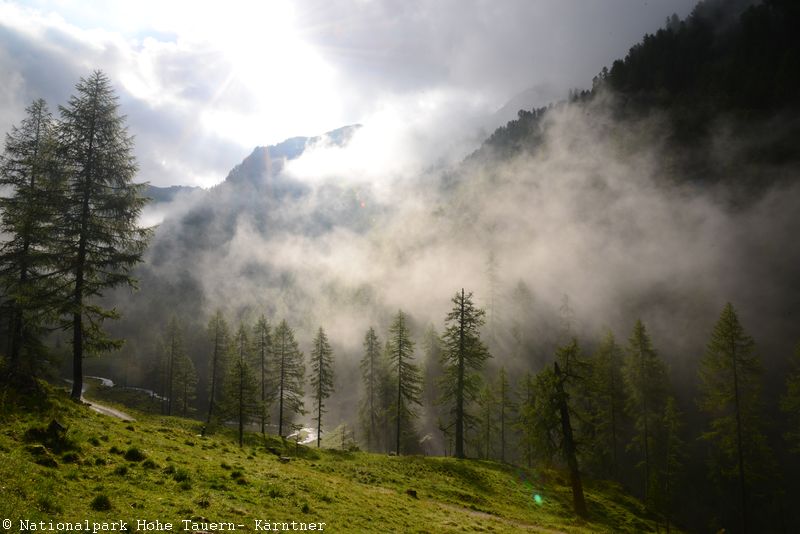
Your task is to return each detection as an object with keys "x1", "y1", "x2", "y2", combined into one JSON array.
[{"x1": 0, "y1": 382, "x2": 670, "y2": 533}]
